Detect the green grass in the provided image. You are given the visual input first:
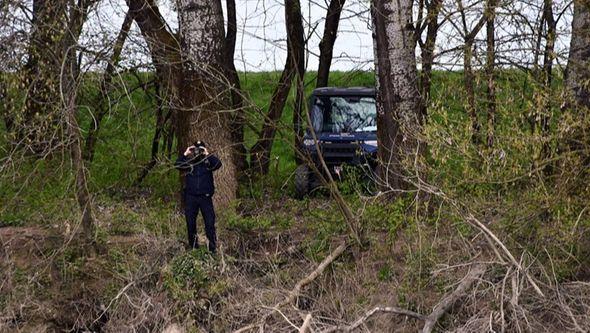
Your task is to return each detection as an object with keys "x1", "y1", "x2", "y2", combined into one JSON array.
[{"x1": 1, "y1": 68, "x2": 583, "y2": 257}]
